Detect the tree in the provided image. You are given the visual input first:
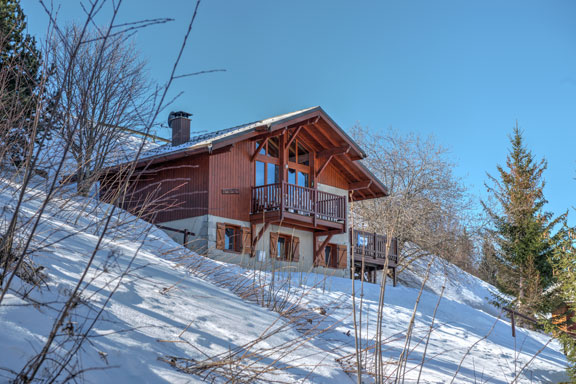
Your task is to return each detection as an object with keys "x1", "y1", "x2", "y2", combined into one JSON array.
[
  {"x1": 482, "y1": 124, "x2": 563, "y2": 317},
  {"x1": 545, "y1": 223, "x2": 576, "y2": 378},
  {"x1": 50, "y1": 26, "x2": 150, "y2": 196},
  {"x1": 351, "y1": 125, "x2": 473, "y2": 271},
  {"x1": 0, "y1": 0, "x2": 43, "y2": 166},
  {"x1": 351, "y1": 126, "x2": 473, "y2": 381},
  {"x1": 477, "y1": 233, "x2": 499, "y2": 286}
]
